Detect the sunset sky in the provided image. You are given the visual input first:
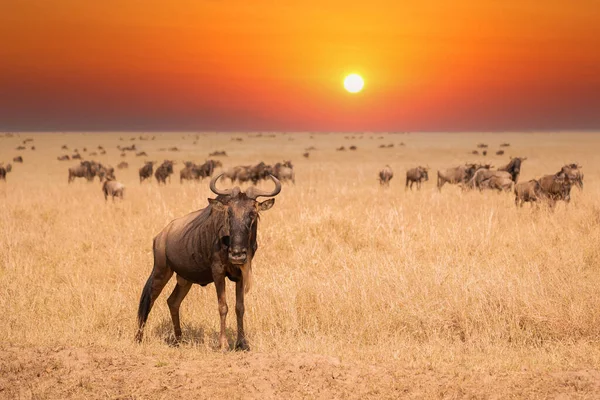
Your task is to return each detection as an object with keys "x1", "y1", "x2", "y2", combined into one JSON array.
[{"x1": 1, "y1": 1, "x2": 599, "y2": 132}]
